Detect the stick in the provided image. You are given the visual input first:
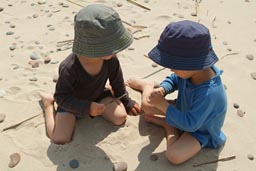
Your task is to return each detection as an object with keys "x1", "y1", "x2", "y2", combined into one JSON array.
[
  {"x1": 220, "y1": 52, "x2": 239, "y2": 60},
  {"x1": 57, "y1": 39, "x2": 74, "y2": 44},
  {"x1": 142, "y1": 67, "x2": 166, "y2": 79},
  {"x1": 1, "y1": 113, "x2": 42, "y2": 132},
  {"x1": 134, "y1": 35, "x2": 150, "y2": 40},
  {"x1": 122, "y1": 20, "x2": 147, "y2": 29},
  {"x1": 212, "y1": 16, "x2": 217, "y2": 28},
  {"x1": 66, "y1": 0, "x2": 85, "y2": 7},
  {"x1": 193, "y1": 155, "x2": 236, "y2": 167},
  {"x1": 105, "y1": 93, "x2": 127, "y2": 105},
  {"x1": 127, "y1": 0, "x2": 151, "y2": 11}
]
